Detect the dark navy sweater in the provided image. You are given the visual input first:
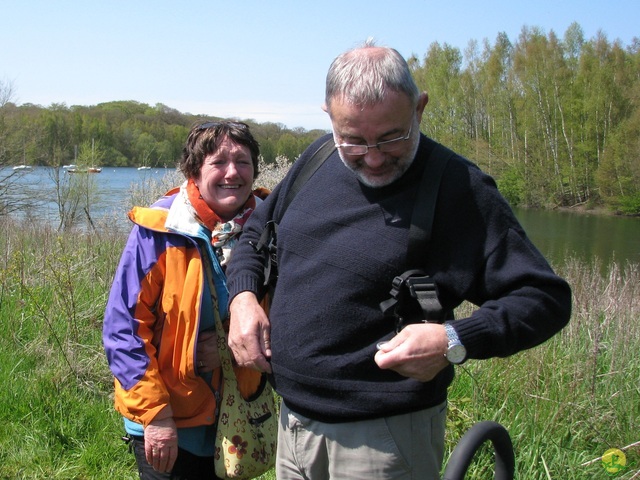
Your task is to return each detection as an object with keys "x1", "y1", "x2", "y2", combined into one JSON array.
[{"x1": 226, "y1": 134, "x2": 571, "y2": 422}]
